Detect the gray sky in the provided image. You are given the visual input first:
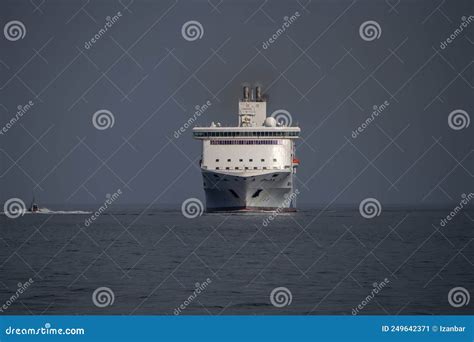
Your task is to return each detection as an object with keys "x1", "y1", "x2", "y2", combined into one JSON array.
[{"x1": 0, "y1": 0, "x2": 472, "y2": 207}]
